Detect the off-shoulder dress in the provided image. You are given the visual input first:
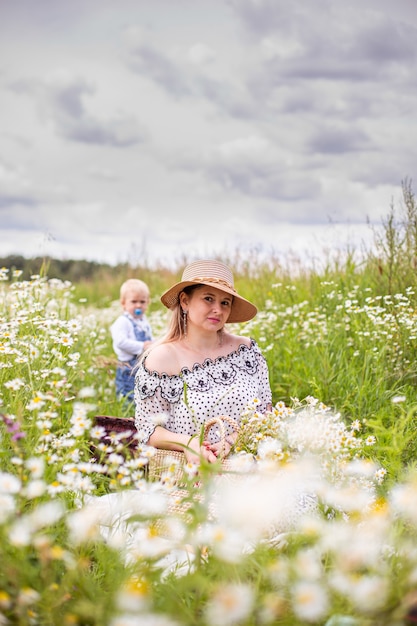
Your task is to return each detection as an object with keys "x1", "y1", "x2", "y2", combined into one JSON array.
[{"x1": 134, "y1": 339, "x2": 272, "y2": 444}]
